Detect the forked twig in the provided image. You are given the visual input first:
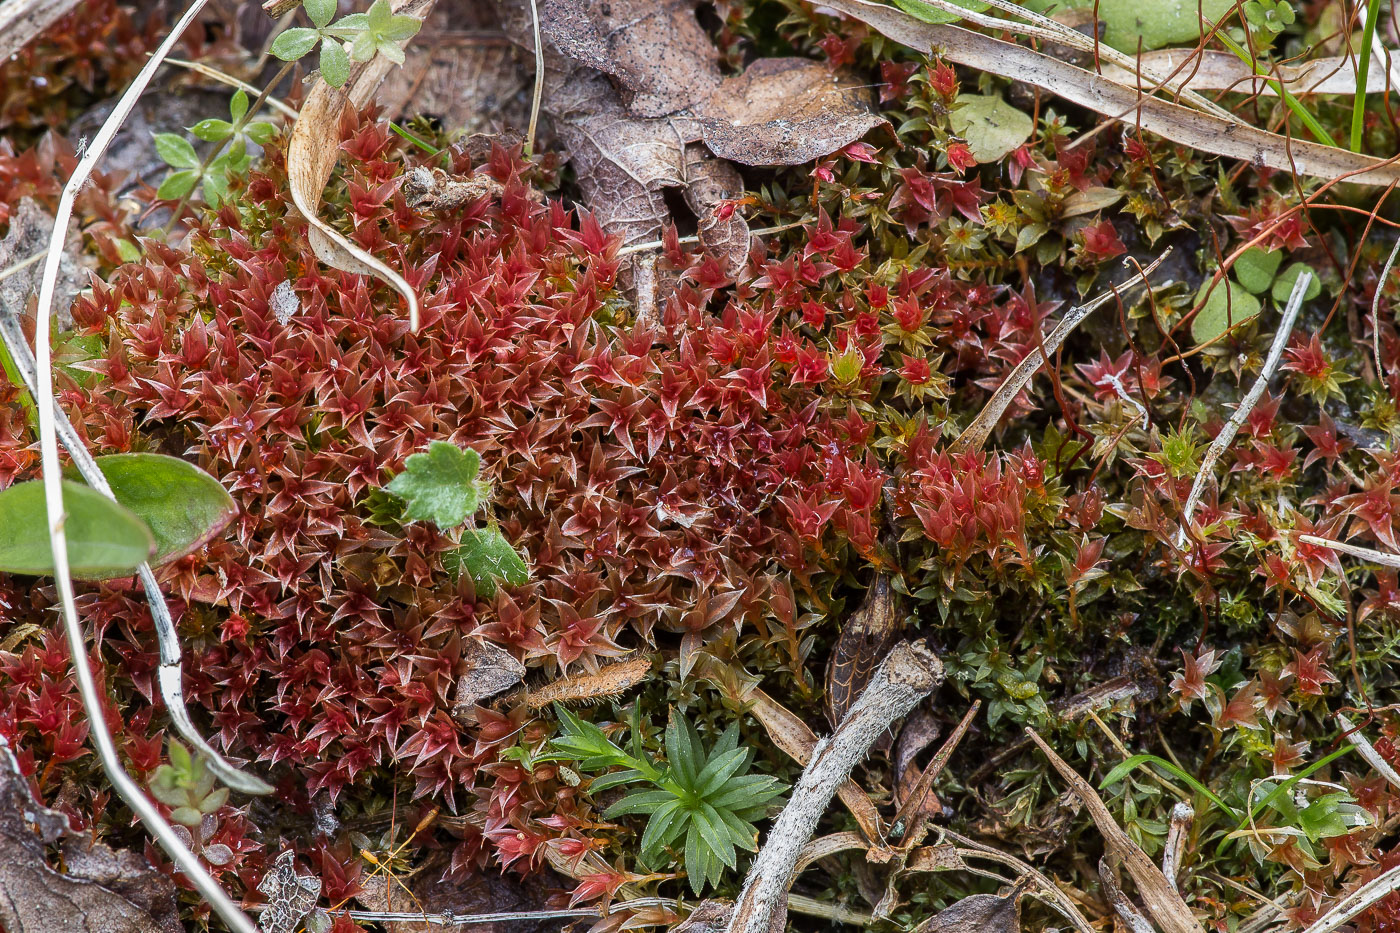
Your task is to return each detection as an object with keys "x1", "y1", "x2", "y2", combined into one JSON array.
[
  {"x1": 1177, "y1": 269, "x2": 1312, "y2": 542},
  {"x1": 725, "y1": 642, "x2": 944, "y2": 933},
  {"x1": 25, "y1": 1, "x2": 258, "y2": 929},
  {"x1": 0, "y1": 315, "x2": 270, "y2": 794},
  {"x1": 952, "y1": 251, "x2": 1170, "y2": 453}
]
